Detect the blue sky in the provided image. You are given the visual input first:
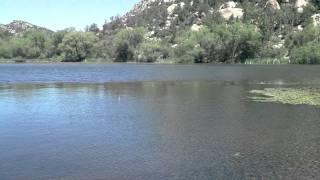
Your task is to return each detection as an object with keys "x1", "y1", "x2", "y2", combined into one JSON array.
[{"x1": 0, "y1": 0, "x2": 140, "y2": 31}]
